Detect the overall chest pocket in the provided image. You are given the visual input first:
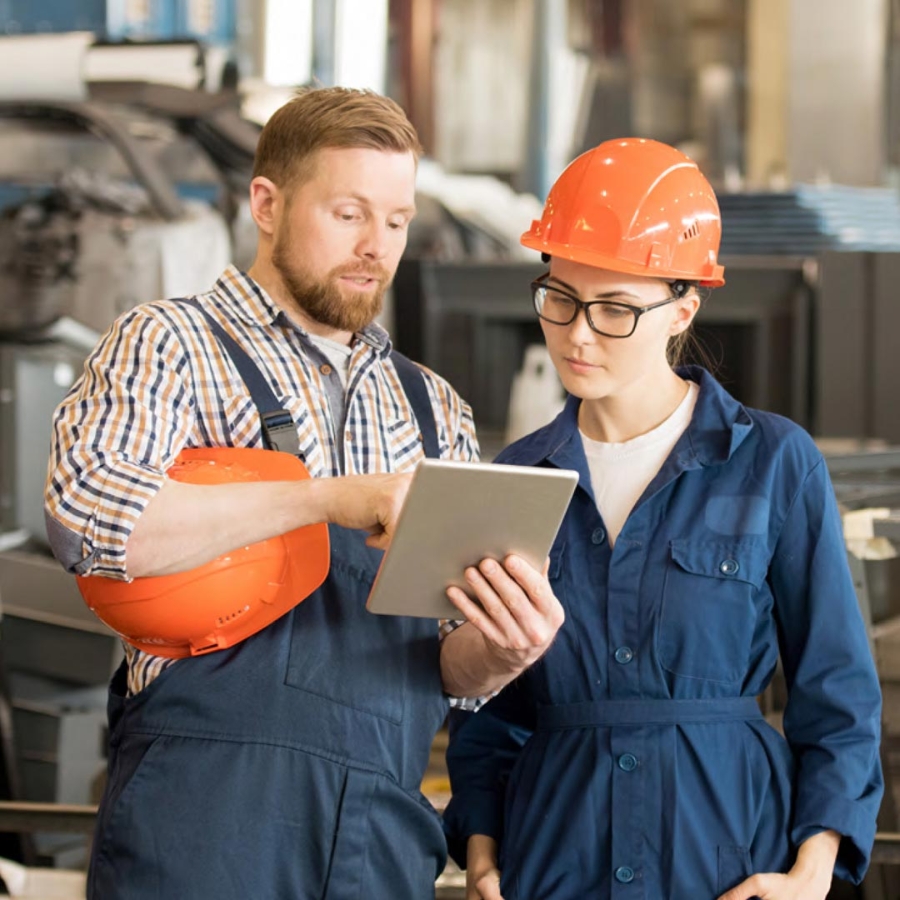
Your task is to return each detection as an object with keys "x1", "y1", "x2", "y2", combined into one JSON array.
[
  {"x1": 657, "y1": 540, "x2": 768, "y2": 684},
  {"x1": 285, "y1": 551, "x2": 410, "y2": 724}
]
